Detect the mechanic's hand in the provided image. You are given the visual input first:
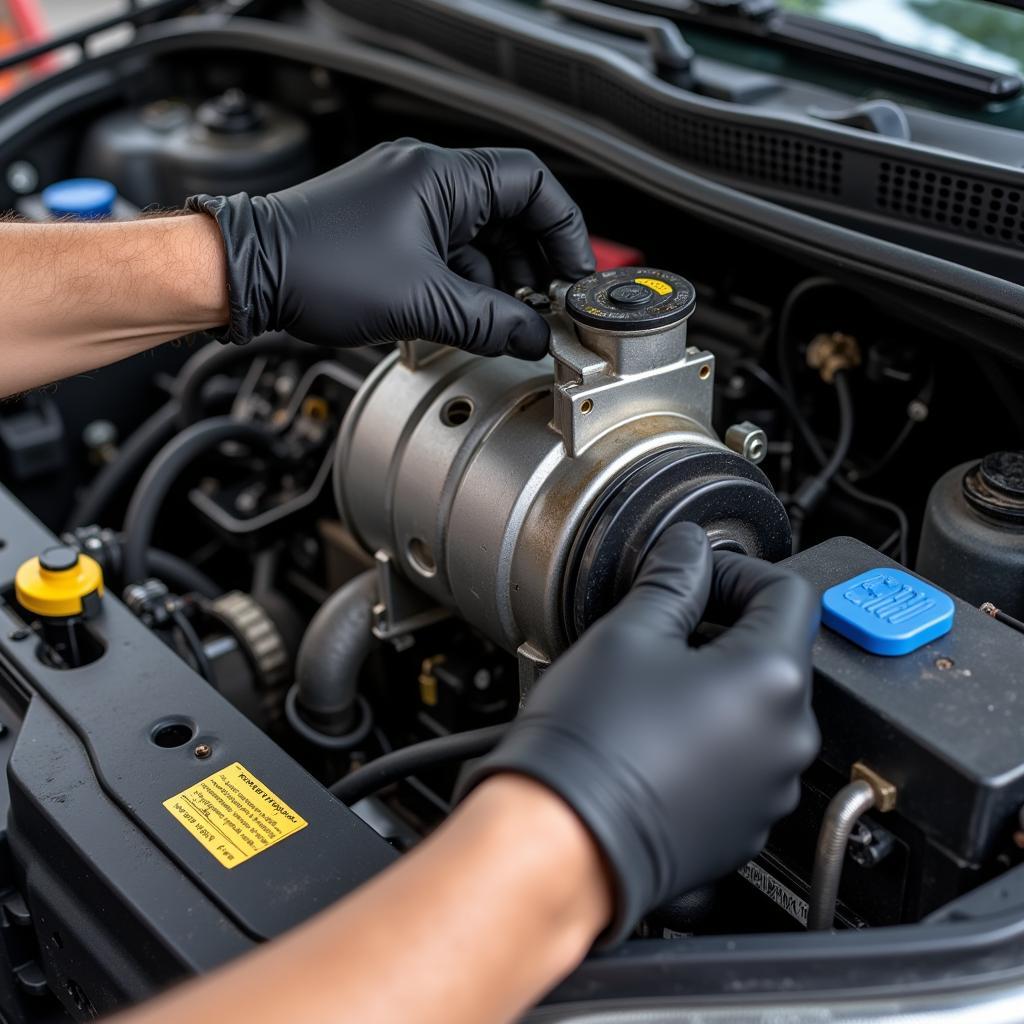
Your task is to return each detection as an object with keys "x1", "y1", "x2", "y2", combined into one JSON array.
[
  {"x1": 463, "y1": 522, "x2": 820, "y2": 946},
  {"x1": 187, "y1": 139, "x2": 594, "y2": 356}
]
